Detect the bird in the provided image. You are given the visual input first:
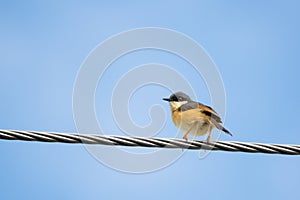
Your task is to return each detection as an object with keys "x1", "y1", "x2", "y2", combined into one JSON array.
[{"x1": 163, "y1": 92, "x2": 232, "y2": 142}]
